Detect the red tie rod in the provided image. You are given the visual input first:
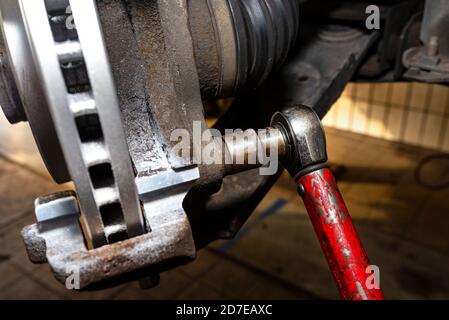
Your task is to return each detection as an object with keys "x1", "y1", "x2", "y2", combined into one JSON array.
[{"x1": 270, "y1": 106, "x2": 384, "y2": 300}]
